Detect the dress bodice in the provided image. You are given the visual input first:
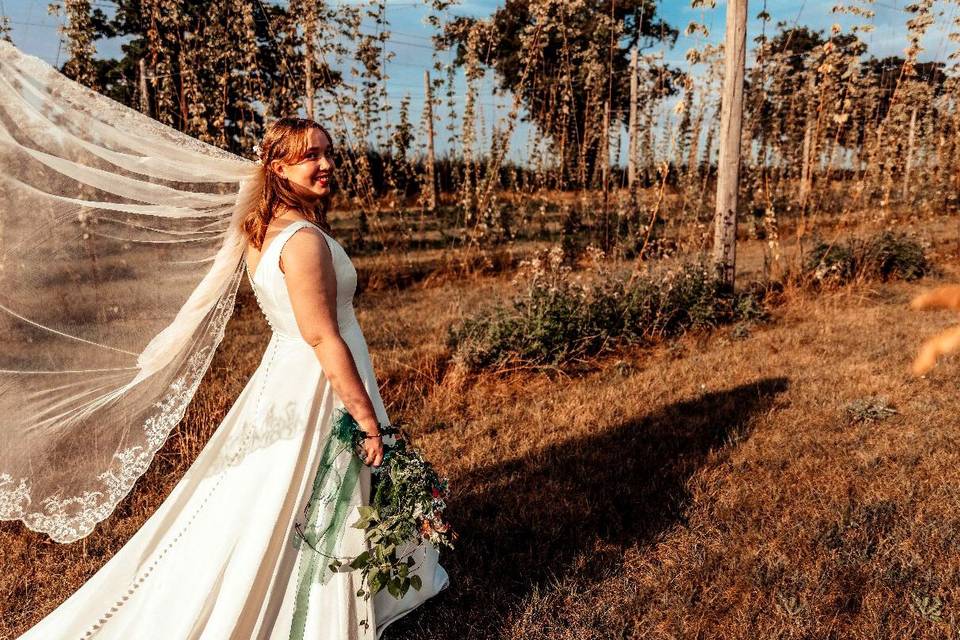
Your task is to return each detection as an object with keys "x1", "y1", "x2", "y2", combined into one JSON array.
[{"x1": 244, "y1": 219, "x2": 361, "y2": 343}]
